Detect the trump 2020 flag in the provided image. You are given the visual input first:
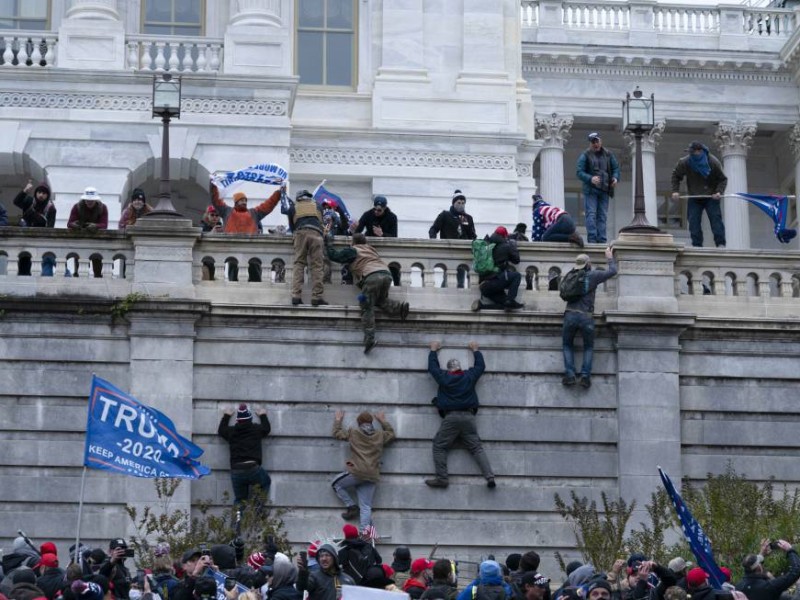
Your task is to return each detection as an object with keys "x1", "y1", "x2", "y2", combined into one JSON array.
[
  {"x1": 735, "y1": 193, "x2": 797, "y2": 244},
  {"x1": 658, "y1": 466, "x2": 725, "y2": 589},
  {"x1": 314, "y1": 183, "x2": 353, "y2": 222},
  {"x1": 83, "y1": 375, "x2": 210, "y2": 479}
]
